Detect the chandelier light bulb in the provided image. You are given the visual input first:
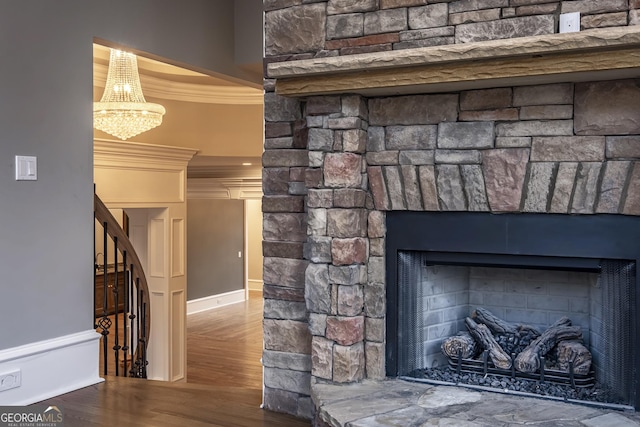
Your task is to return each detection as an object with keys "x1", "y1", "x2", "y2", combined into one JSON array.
[{"x1": 93, "y1": 48, "x2": 166, "y2": 140}]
